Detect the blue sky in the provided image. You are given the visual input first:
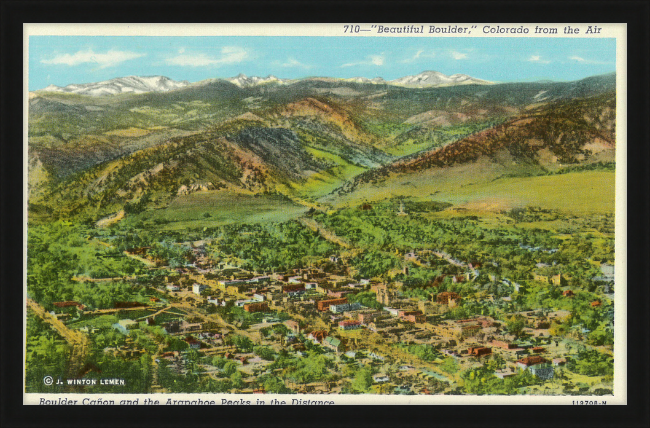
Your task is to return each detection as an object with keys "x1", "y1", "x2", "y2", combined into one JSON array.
[{"x1": 29, "y1": 36, "x2": 616, "y2": 90}]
